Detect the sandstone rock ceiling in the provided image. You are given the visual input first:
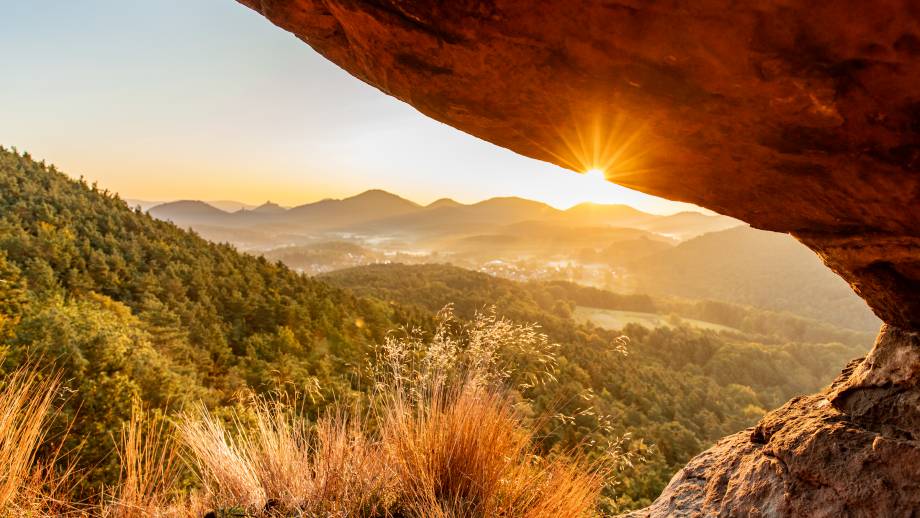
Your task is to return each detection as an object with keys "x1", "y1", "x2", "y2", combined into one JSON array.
[{"x1": 238, "y1": 0, "x2": 920, "y2": 329}]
